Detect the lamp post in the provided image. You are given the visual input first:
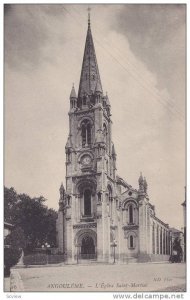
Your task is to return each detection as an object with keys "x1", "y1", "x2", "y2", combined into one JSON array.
[
  {"x1": 111, "y1": 239, "x2": 117, "y2": 264},
  {"x1": 42, "y1": 243, "x2": 50, "y2": 264}
]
